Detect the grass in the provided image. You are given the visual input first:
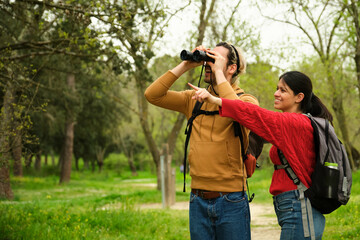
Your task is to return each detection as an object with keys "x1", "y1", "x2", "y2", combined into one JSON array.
[
  {"x1": 322, "y1": 174, "x2": 360, "y2": 240},
  {"x1": 0, "y1": 165, "x2": 359, "y2": 239}
]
